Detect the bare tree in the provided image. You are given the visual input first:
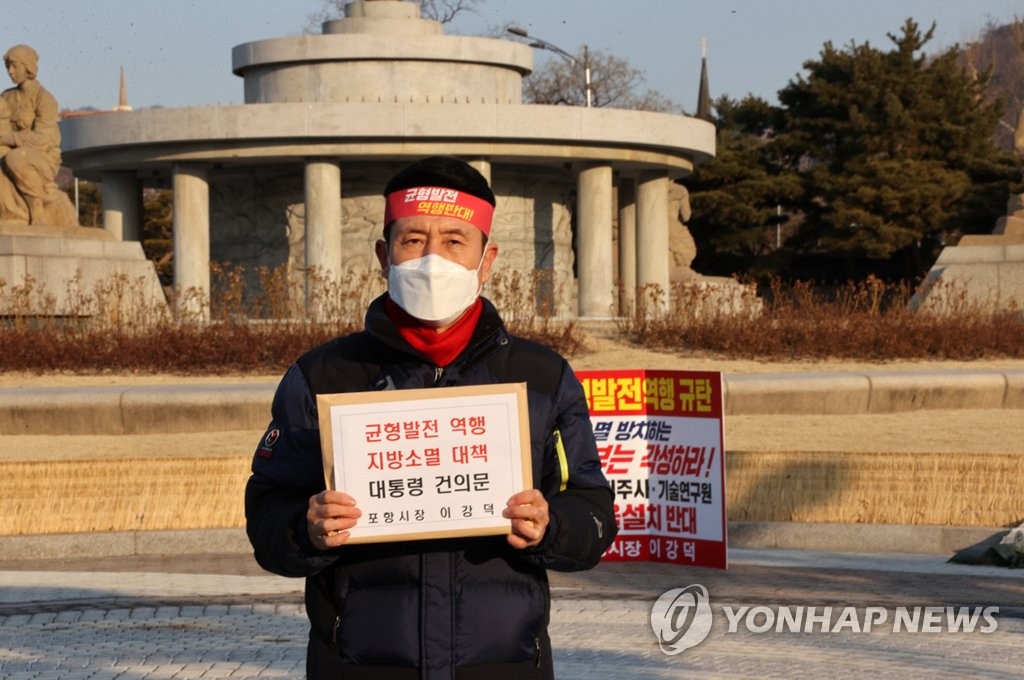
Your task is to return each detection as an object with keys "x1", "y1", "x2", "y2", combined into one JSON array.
[
  {"x1": 304, "y1": 0, "x2": 480, "y2": 33},
  {"x1": 519, "y1": 45, "x2": 678, "y2": 112},
  {"x1": 959, "y1": 19, "x2": 1024, "y2": 151},
  {"x1": 420, "y1": 0, "x2": 480, "y2": 23}
]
